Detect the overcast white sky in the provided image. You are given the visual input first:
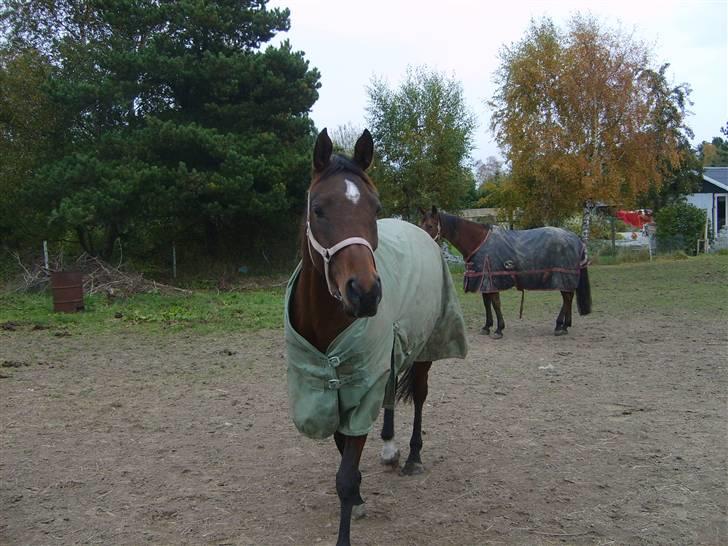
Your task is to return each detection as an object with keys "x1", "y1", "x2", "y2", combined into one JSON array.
[{"x1": 269, "y1": 0, "x2": 727, "y2": 162}]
